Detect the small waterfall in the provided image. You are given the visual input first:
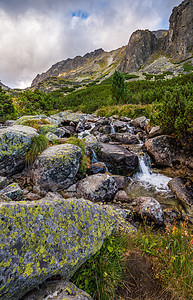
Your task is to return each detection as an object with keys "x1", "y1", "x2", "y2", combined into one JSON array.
[
  {"x1": 127, "y1": 124, "x2": 134, "y2": 134},
  {"x1": 110, "y1": 122, "x2": 115, "y2": 134},
  {"x1": 135, "y1": 155, "x2": 171, "y2": 192},
  {"x1": 90, "y1": 149, "x2": 98, "y2": 163},
  {"x1": 78, "y1": 123, "x2": 95, "y2": 138}
]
